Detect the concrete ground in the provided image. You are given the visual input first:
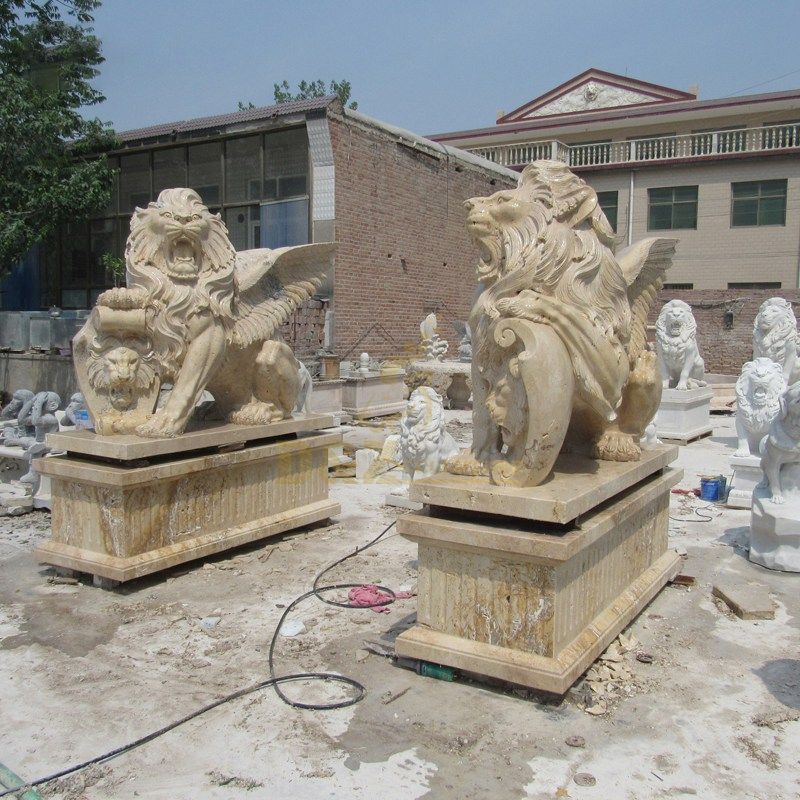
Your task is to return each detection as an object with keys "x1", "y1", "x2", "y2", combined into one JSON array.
[{"x1": 0, "y1": 414, "x2": 798, "y2": 800}]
